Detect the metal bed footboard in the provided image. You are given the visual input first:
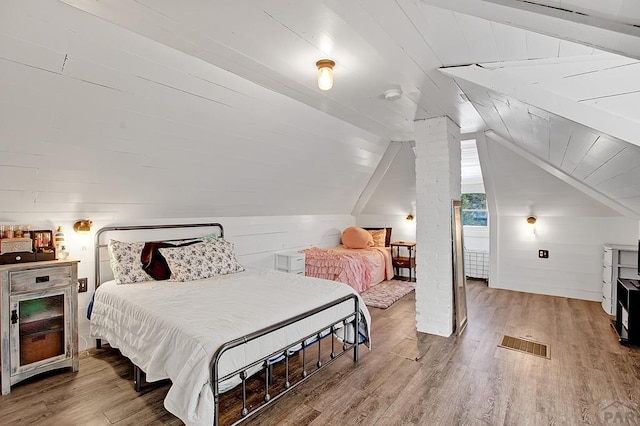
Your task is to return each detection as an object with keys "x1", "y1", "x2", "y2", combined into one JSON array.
[{"x1": 211, "y1": 293, "x2": 362, "y2": 426}]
